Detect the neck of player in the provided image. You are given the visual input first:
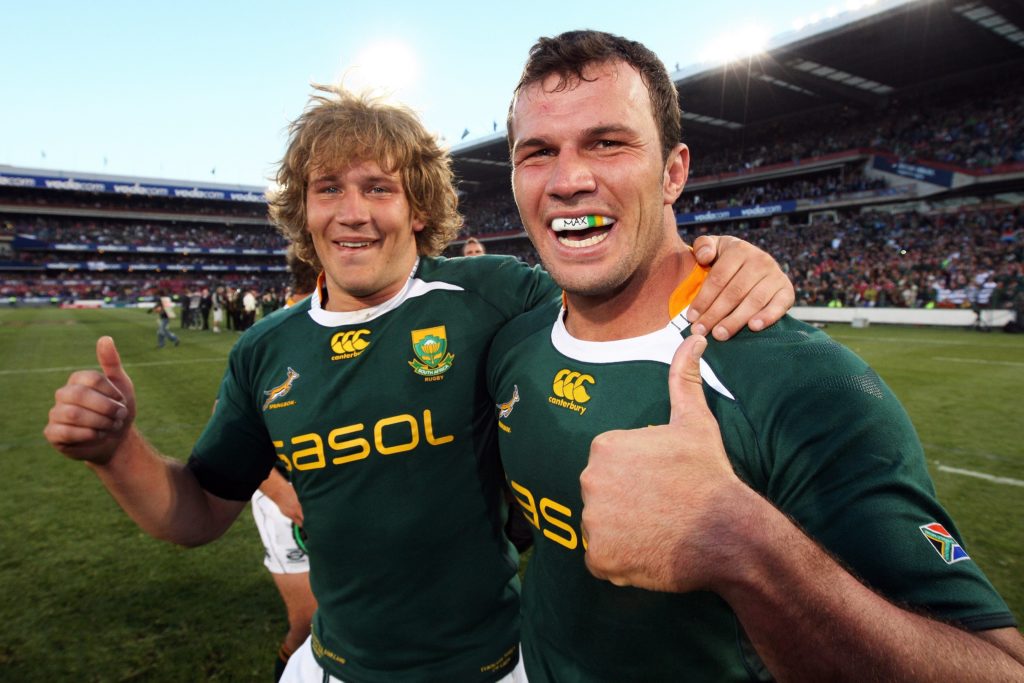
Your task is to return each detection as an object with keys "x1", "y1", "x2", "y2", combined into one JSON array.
[{"x1": 563, "y1": 235, "x2": 696, "y2": 342}]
